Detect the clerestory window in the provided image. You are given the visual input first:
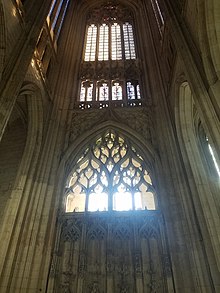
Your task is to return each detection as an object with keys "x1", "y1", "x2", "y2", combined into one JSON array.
[
  {"x1": 84, "y1": 22, "x2": 136, "y2": 61},
  {"x1": 48, "y1": 0, "x2": 70, "y2": 40},
  {"x1": 197, "y1": 122, "x2": 220, "y2": 178},
  {"x1": 65, "y1": 130, "x2": 157, "y2": 213},
  {"x1": 150, "y1": 0, "x2": 165, "y2": 36},
  {"x1": 77, "y1": 3, "x2": 143, "y2": 109}
]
